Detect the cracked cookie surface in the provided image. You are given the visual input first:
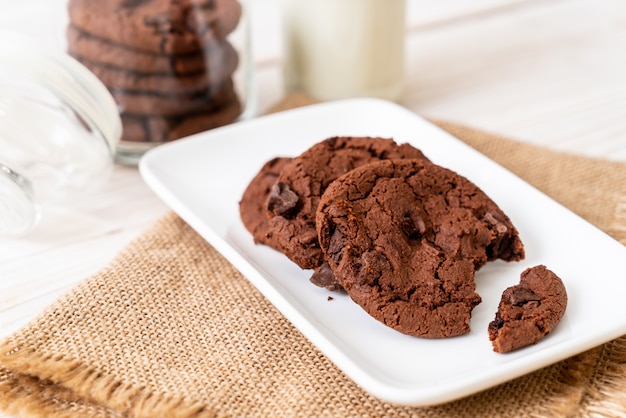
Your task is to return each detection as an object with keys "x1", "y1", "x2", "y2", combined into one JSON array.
[
  {"x1": 265, "y1": 136, "x2": 429, "y2": 275},
  {"x1": 316, "y1": 159, "x2": 525, "y2": 338}
]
